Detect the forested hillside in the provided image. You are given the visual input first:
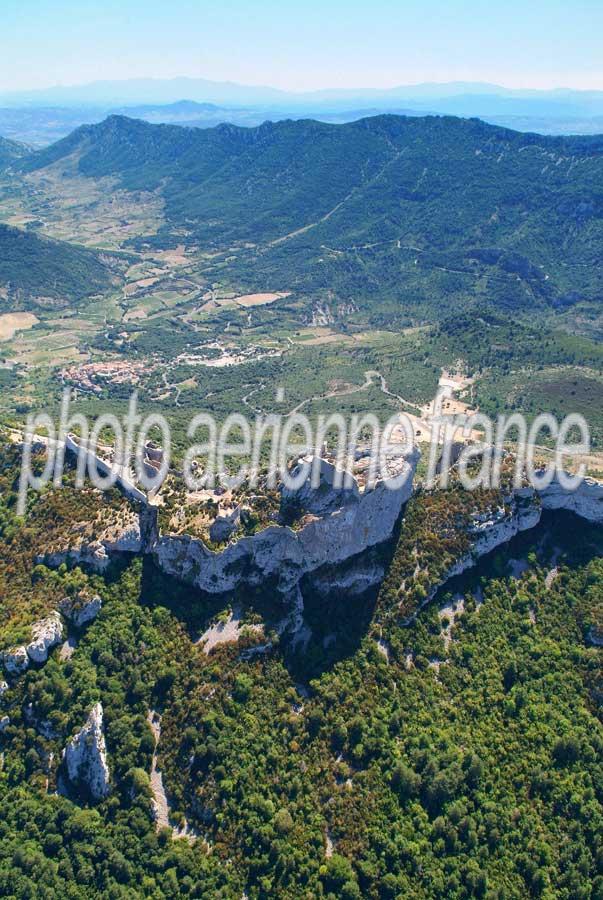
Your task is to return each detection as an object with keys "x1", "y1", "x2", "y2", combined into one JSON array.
[
  {"x1": 0, "y1": 438, "x2": 600, "y2": 898},
  {"x1": 0, "y1": 136, "x2": 29, "y2": 171},
  {"x1": 18, "y1": 113, "x2": 603, "y2": 318},
  {"x1": 0, "y1": 224, "x2": 122, "y2": 310}
]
